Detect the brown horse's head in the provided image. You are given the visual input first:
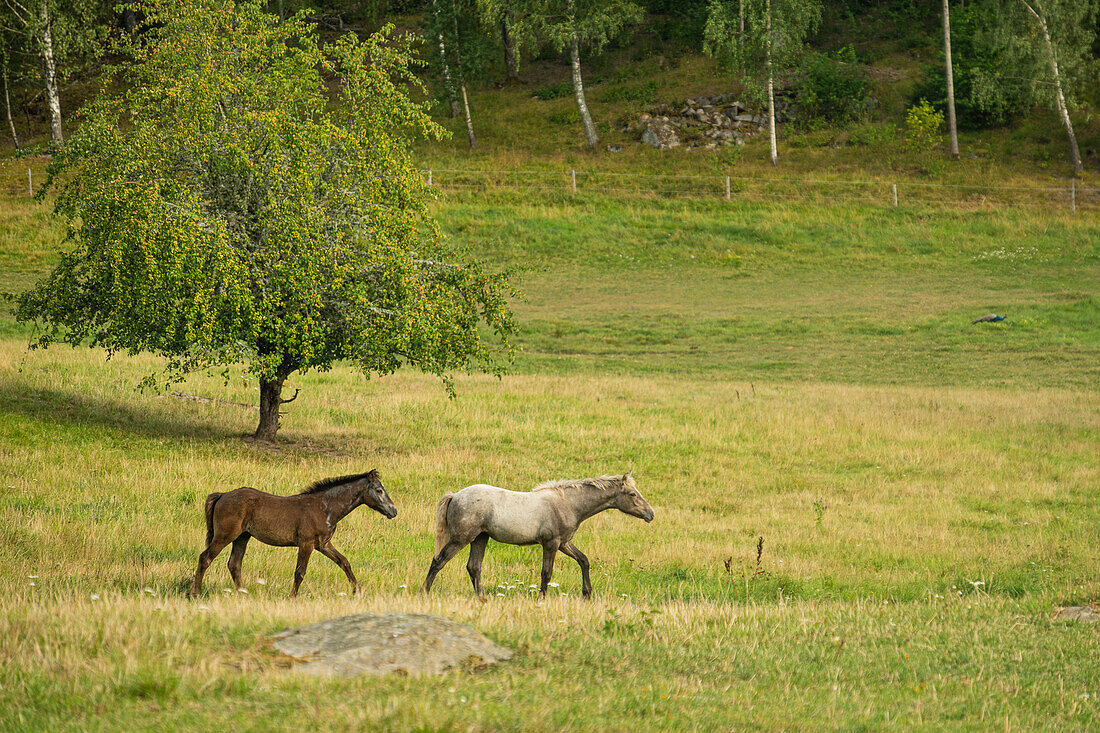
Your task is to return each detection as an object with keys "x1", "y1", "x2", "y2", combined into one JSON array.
[
  {"x1": 615, "y1": 470, "x2": 654, "y2": 523},
  {"x1": 358, "y1": 469, "x2": 398, "y2": 518}
]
